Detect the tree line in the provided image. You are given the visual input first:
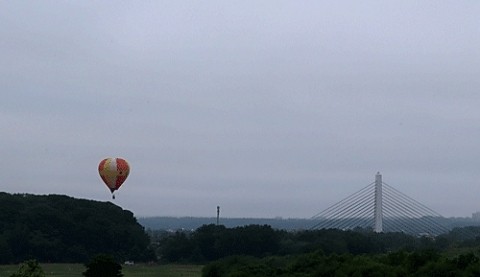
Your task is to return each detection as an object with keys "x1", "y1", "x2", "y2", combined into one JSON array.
[
  {"x1": 202, "y1": 249, "x2": 480, "y2": 276},
  {"x1": 151, "y1": 224, "x2": 480, "y2": 263},
  {"x1": 0, "y1": 193, "x2": 155, "y2": 263}
]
